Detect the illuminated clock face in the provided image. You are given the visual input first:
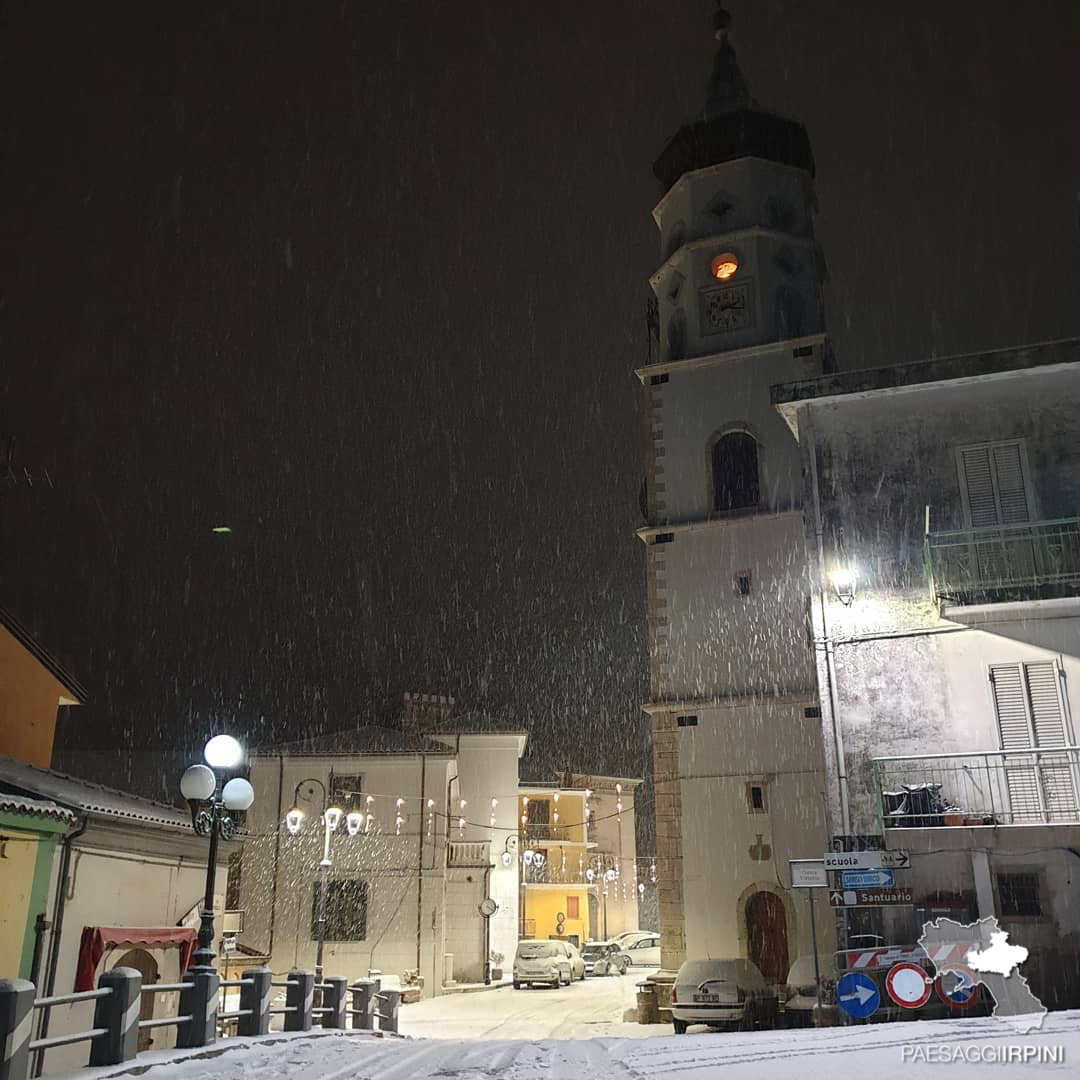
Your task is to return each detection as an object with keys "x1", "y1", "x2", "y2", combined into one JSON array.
[{"x1": 700, "y1": 281, "x2": 753, "y2": 334}]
